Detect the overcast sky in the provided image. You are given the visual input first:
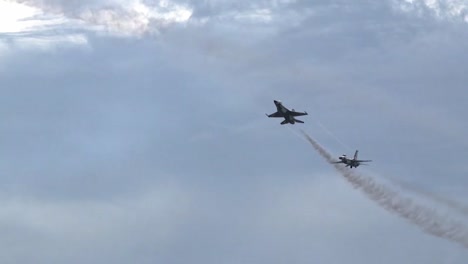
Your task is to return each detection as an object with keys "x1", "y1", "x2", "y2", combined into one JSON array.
[{"x1": 1, "y1": 0, "x2": 468, "y2": 263}]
